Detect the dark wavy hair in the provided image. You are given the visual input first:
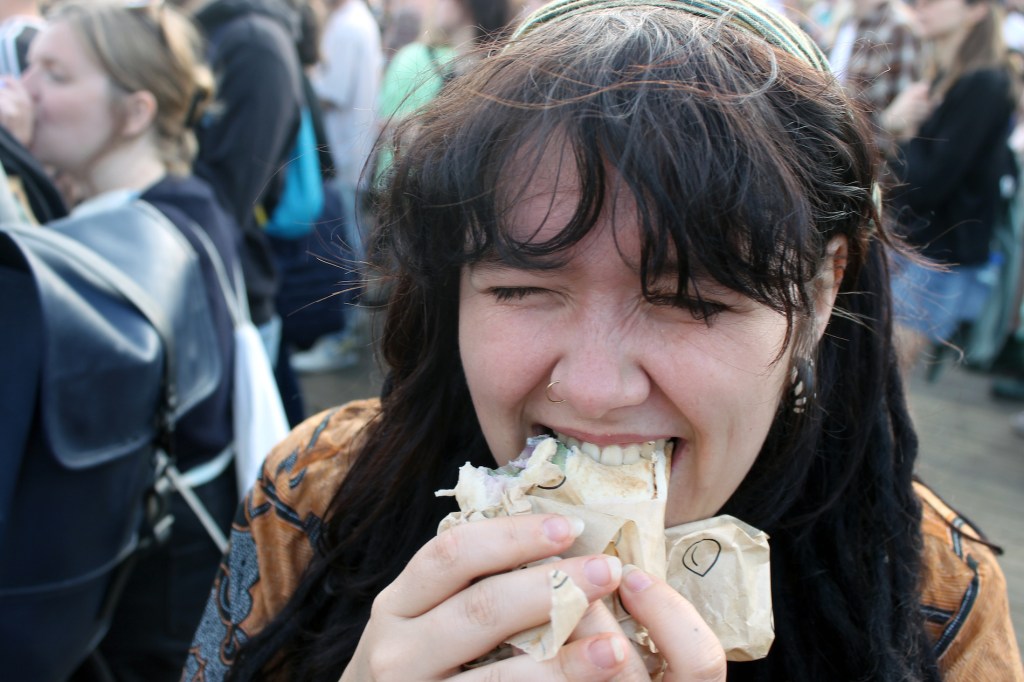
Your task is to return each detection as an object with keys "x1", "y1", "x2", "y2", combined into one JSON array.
[{"x1": 229, "y1": 8, "x2": 938, "y2": 681}]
